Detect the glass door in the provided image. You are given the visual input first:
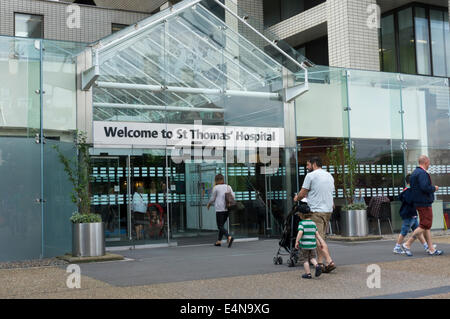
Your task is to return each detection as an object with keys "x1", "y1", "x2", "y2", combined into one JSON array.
[
  {"x1": 129, "y1": 148, "x2": 168, "y2": 244},
  {"x1": 90, "y1": 156, "x2": 123, "y2": 242},
  {"x1": 168, "y1": 153, "x2": 226, "y2": 244}
]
